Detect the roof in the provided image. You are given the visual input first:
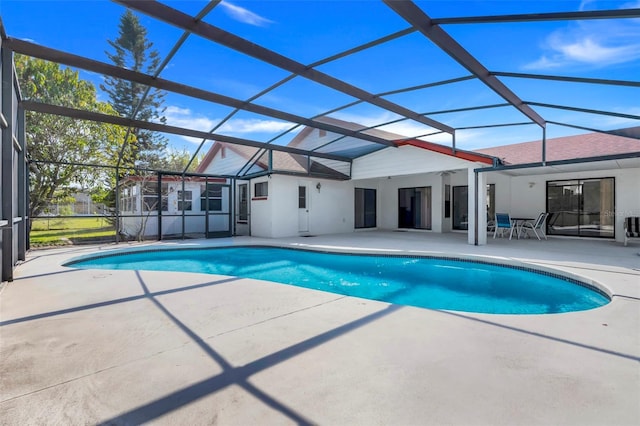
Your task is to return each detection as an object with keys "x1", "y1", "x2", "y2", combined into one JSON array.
[
  {"x1": 476, "y1": 128, "x2": 640, "y2": 165},
  {"x1": 197, "y1": 140, "x2": 349, "y2": 179},
  {"x1": 396, "y1": 140, "x2": 495, "y2": 165}
]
